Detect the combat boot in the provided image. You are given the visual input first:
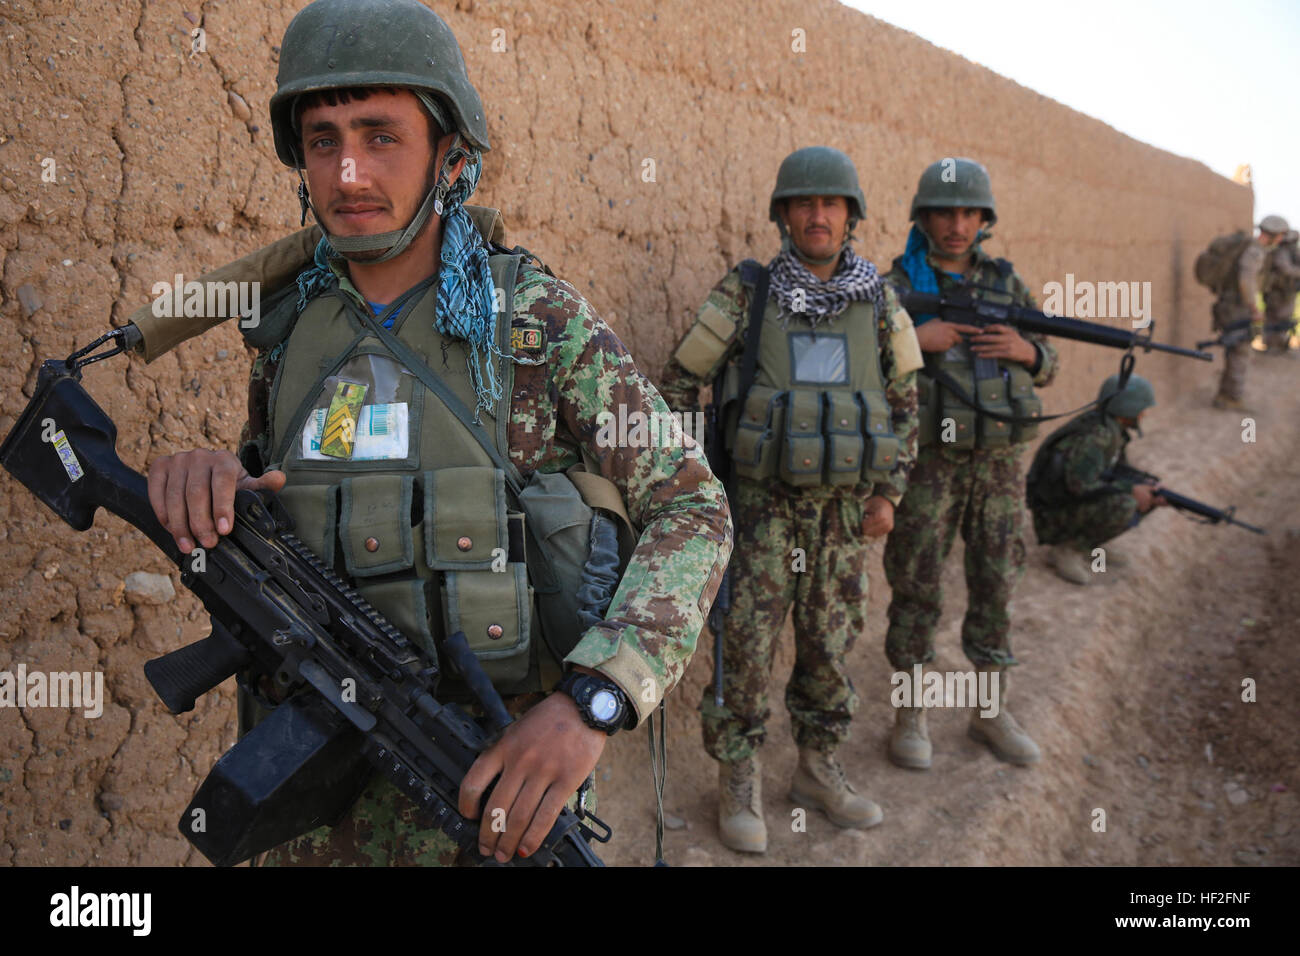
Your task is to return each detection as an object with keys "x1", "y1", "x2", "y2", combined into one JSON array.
[
  {"x1": 967, "y1": 667, "x2": 1041, "y2": 766},
  {"x1": 1098, "y1": 539, "x2": 1129, "y2": 569},
  {"x1": 789, "y1": 747, "x2": 883, "y2": 828},
  {"x1": 718, "y1": 757, "x2": 767, "y2": 853},
  {"x1": 888, "y1": 705, "x2": 931, "y2": 769},
  {"x1": 1212, "y1": 394, "x2": 1252, "y2": 412},
  {"x1": 1046, "y1": 544, "x2": 1092, "y2": 585}
]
